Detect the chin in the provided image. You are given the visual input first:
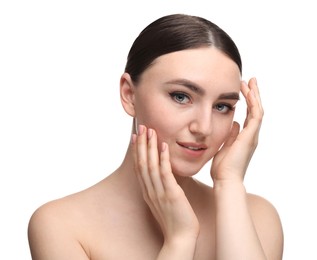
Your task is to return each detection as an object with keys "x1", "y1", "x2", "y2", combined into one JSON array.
[{"x1": 171, "y1": 163, "x2": 203, "y2": 178}]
